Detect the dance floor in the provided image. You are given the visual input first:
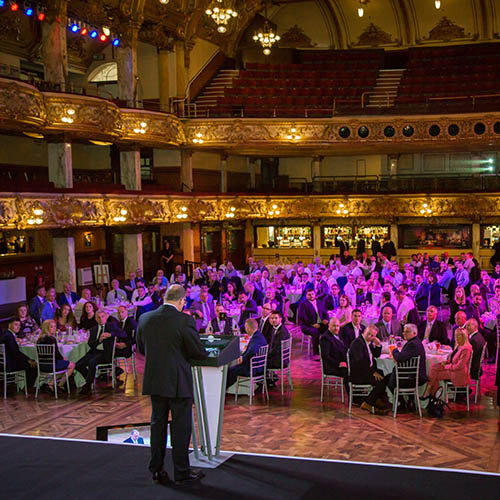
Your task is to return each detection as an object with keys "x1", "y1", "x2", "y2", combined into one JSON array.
[{"x1": 1, "y1": 325, "x2": 499, "y2": 474}]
